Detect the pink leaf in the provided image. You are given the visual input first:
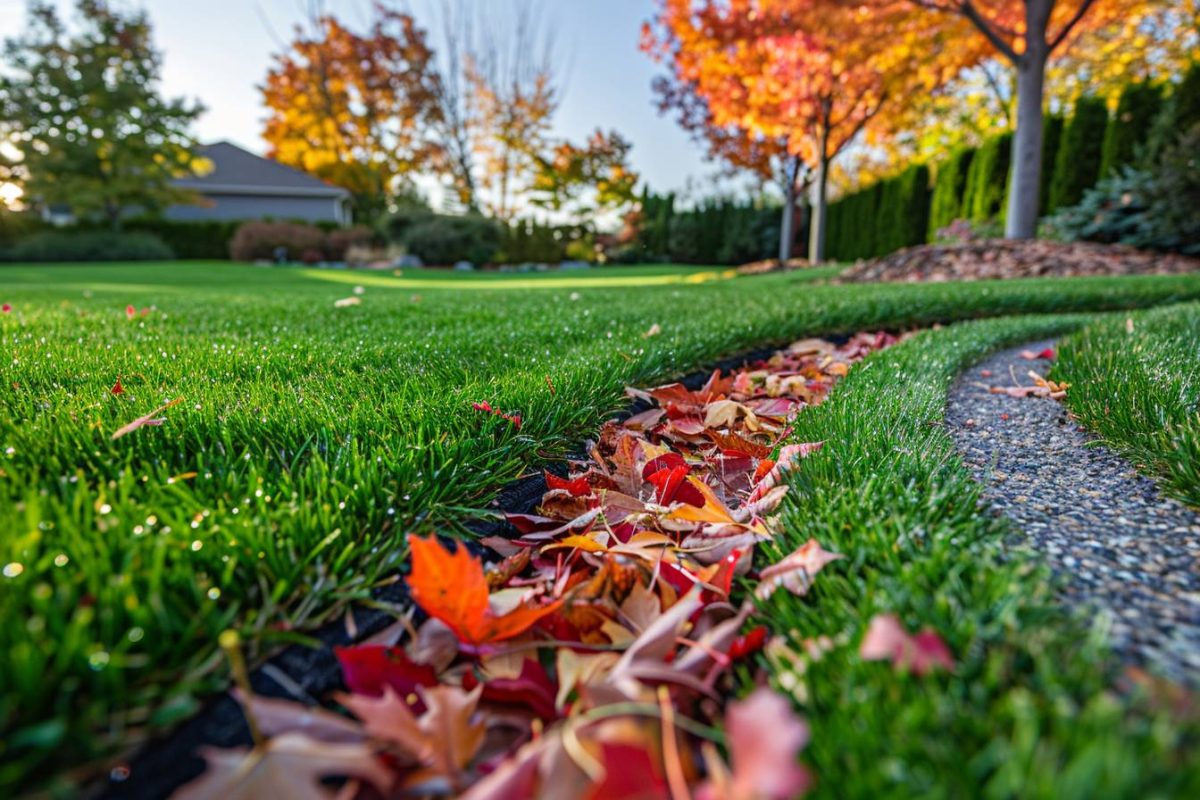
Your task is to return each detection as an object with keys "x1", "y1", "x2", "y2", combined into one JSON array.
[
  {"x1": 859, "y1": 613, "x2": 954, "y2": 676},
  {"x1": 699, "y1": 688, "x2": 811, "y2": 800}
]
